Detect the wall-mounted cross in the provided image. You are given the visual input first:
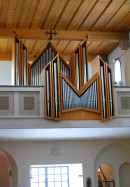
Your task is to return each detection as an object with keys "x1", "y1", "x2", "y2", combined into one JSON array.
[{"x1": 45, "y1": 29, "x2": 57, "y2": 40}]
